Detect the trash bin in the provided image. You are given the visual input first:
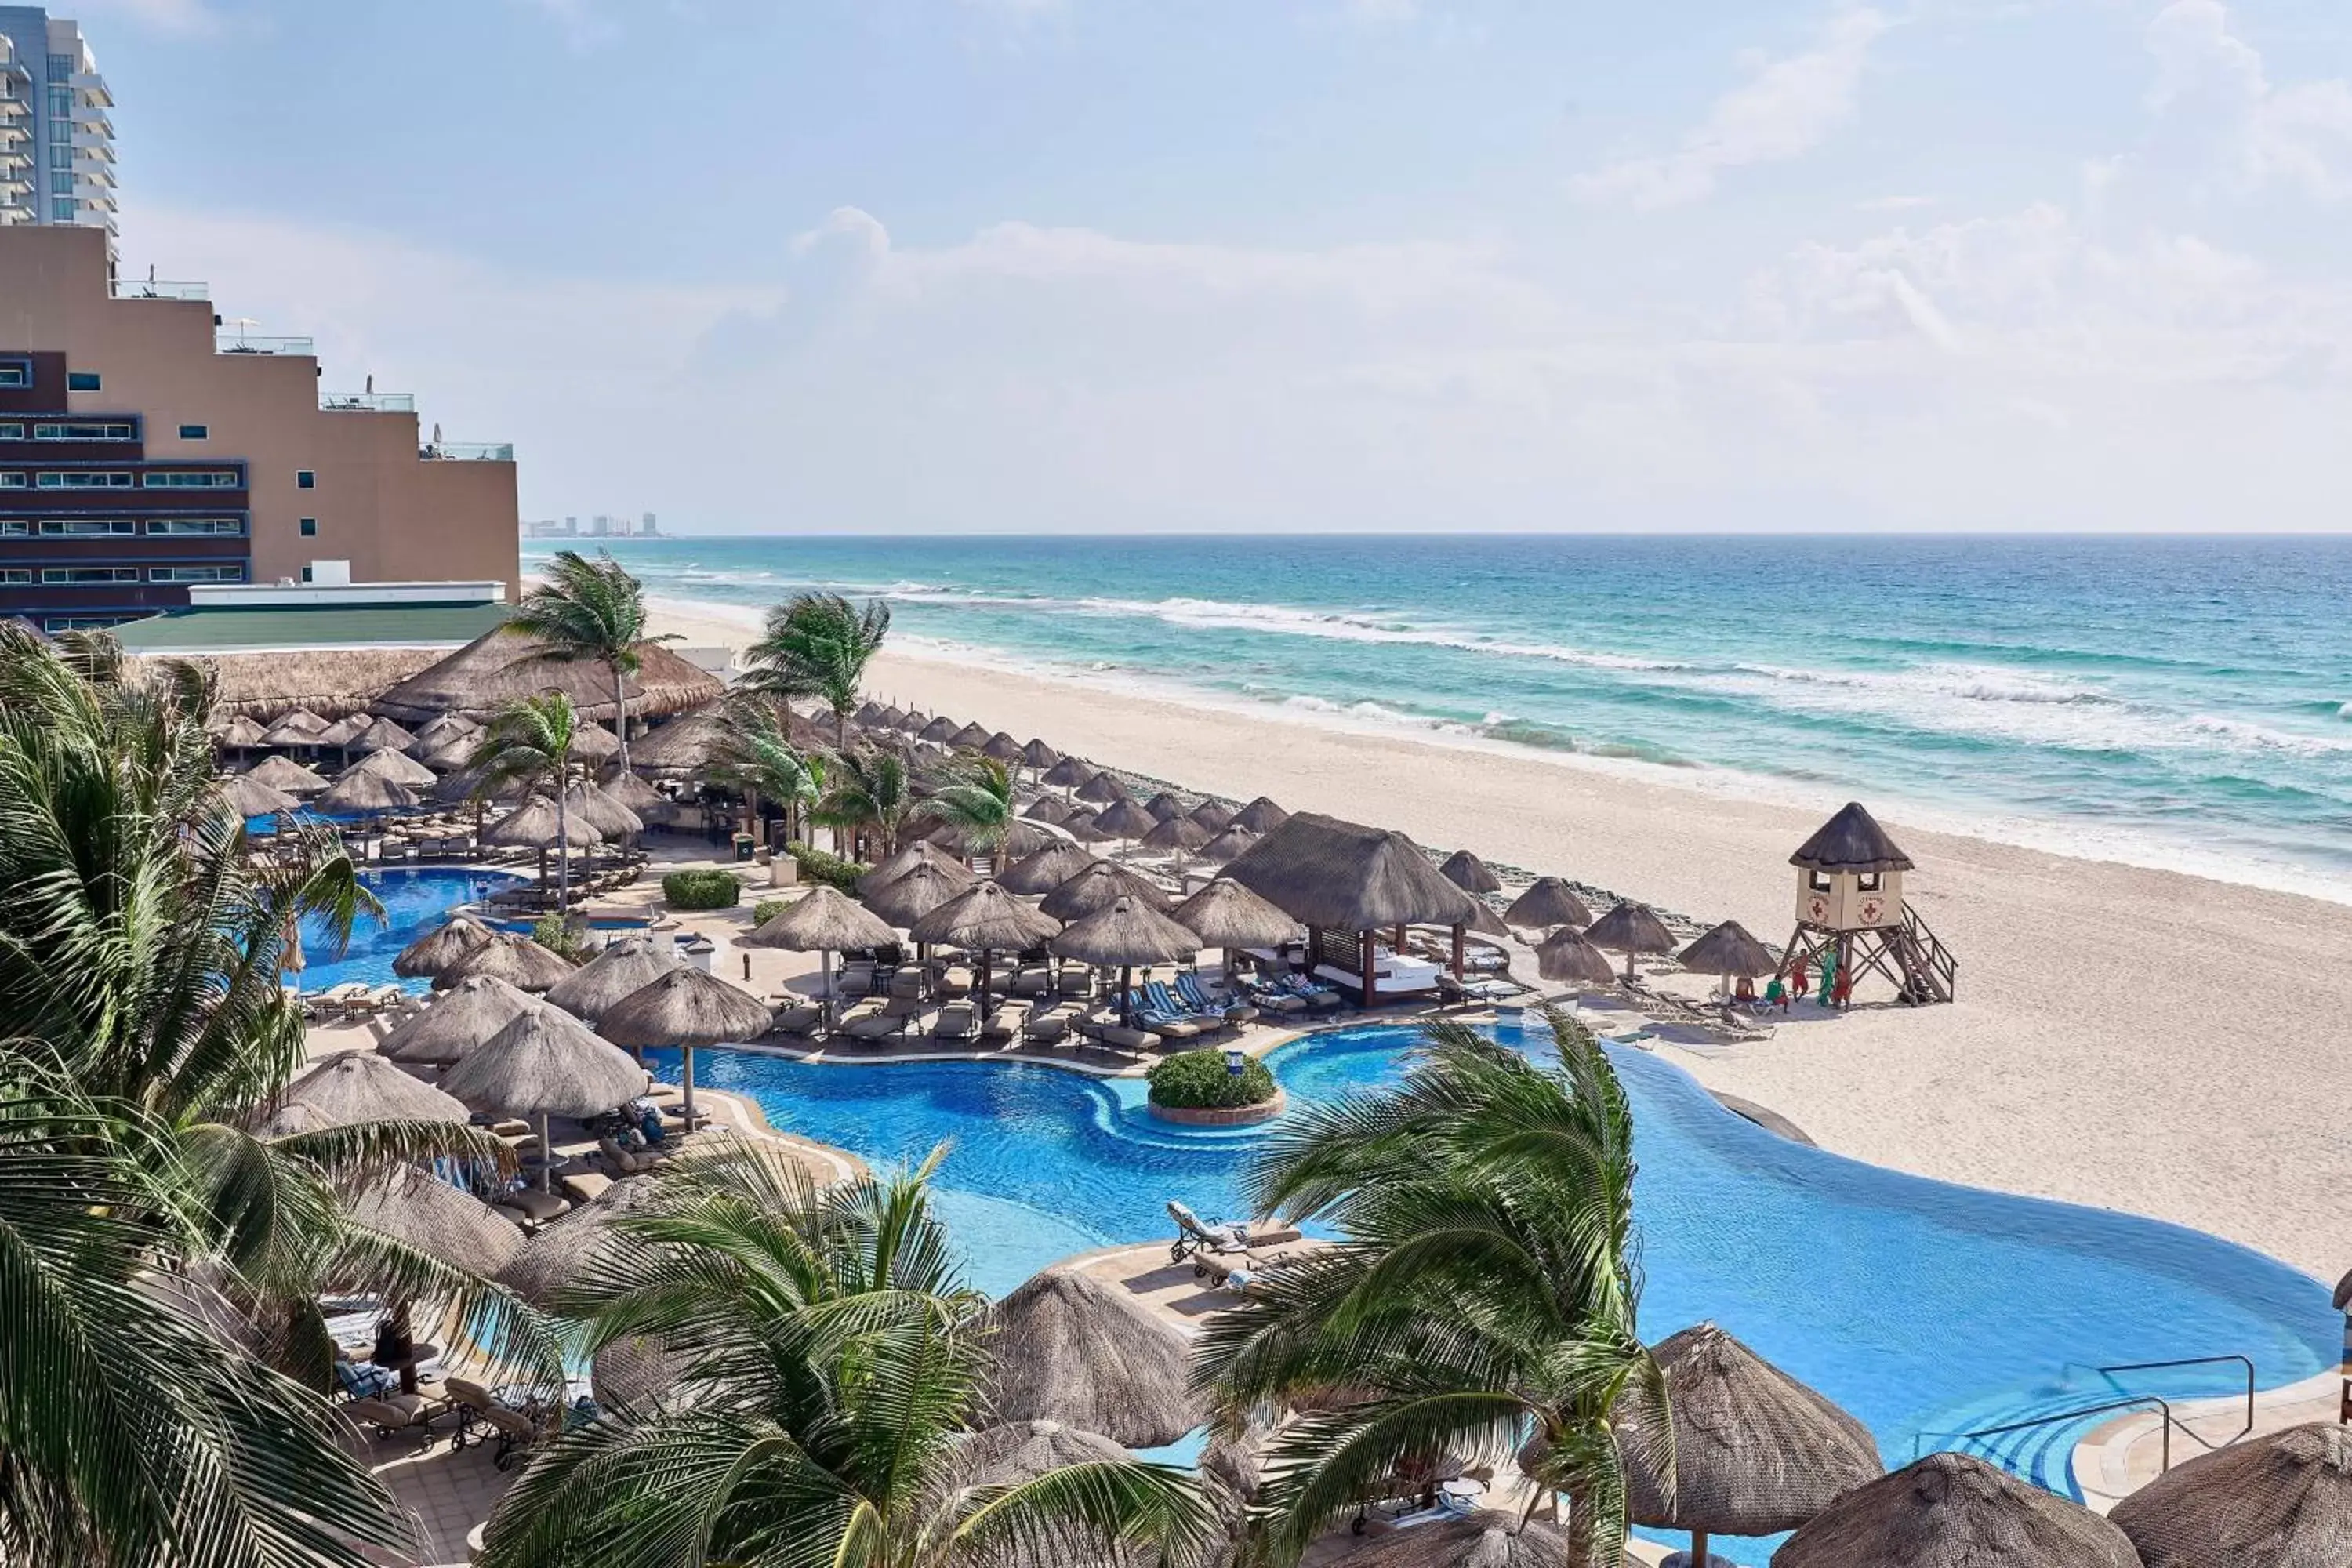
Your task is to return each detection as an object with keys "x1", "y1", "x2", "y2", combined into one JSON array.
[
  {"x1": 769, "y1": 855, "x2": 799, "y2": 887},
  {"x1": 731, "y1": 832, "x2": 755, "y2": 862}
]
